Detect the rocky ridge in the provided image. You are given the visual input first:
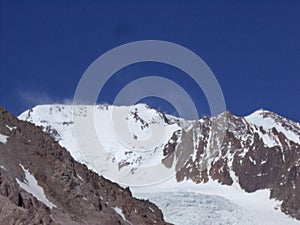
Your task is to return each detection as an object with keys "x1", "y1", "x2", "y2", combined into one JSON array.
[{"x1": 167, "y1": 110, "x2": 300, "y2": 219}]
